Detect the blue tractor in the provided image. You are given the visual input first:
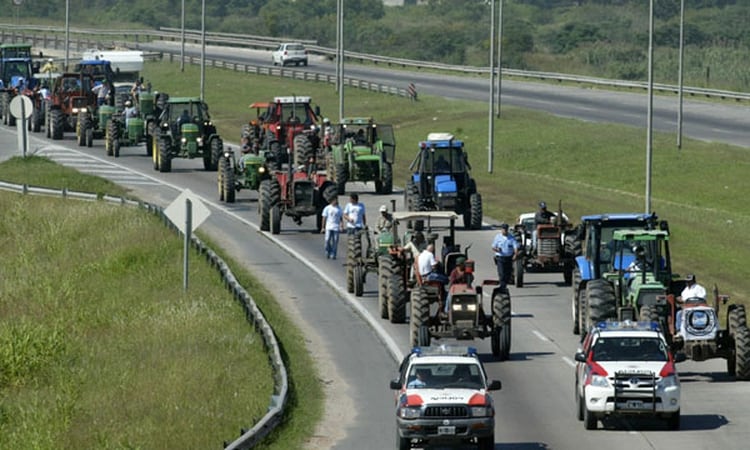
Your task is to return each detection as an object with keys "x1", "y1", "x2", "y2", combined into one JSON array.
[
  {"x1": 0, "y1": 43, "x2": 39, "y2": 128},
  {"x1": 571, "y1": 213, "x2": 670, "y2": 334},
  {"x1": 405, "y1": 133, "x2": 482, "y2": 230}
]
